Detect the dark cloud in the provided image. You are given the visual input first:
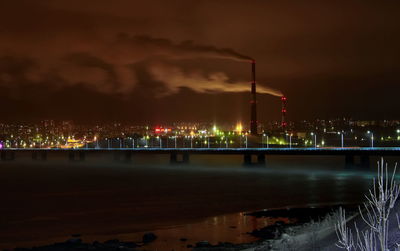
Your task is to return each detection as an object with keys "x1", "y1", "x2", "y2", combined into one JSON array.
[{"x1": 0, "y1": 0, "x2": 399, "y2": 123}]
